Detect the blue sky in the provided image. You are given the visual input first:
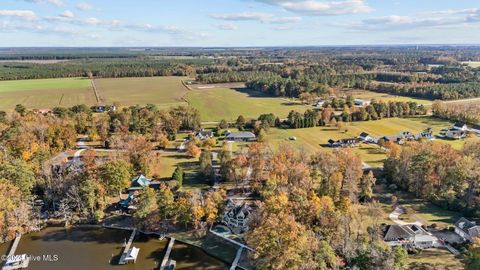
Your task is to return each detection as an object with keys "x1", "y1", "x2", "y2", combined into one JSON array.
[{"x1": 1, "y1": 0, "x2": 480, "y2": 46}]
